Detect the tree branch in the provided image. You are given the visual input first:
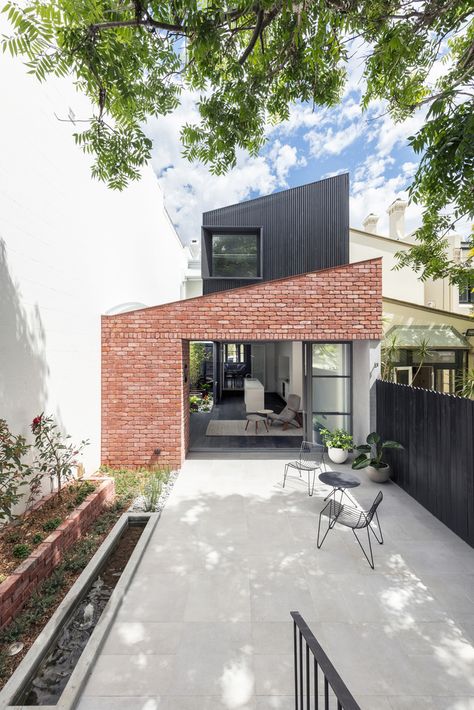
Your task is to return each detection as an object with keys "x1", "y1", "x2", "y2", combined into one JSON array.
[
  {"x1": 89, "y1": 17, "x2": 185, "y2": 33},
  {"x1": 238, "y1": 8, "x2": 264, "y2": 65}
]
